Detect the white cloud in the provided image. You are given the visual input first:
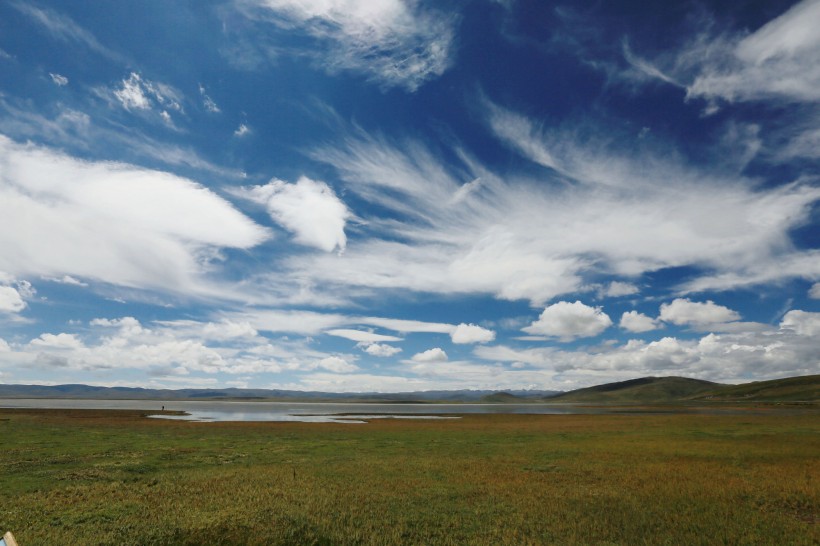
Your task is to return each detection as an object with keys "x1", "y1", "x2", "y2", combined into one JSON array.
[
  {"x1": 0, "y1": 338, "x2": 10, "y2": 352},
  {"x1": 361, "y1": 343, "x2": 401, "y2": 357},
  {"x1": 477, "y1": 313, "x2": 820, "y2": 386},
  {"x1": 288, "y1": 117, "x2": 820, "y2": 305},
  {"x1": 234, "y1": 123, "x2": 251, "y2": 137},
  {"x1": 0, "y1": 135, "x2": 268, "y2": 297},
  {"x1": 30, "y1": 333, "x2": 84, "y2": 350},
  {"x1": 49, "y1": 73, "x2": 68, "y2": 86},
  {"x1": 44, "y1": 275, "x2": 88, "y2": 287},
  {"x1": 603, "y1": 281, "x2": 639, "y2": 298},
  {"x1": 198, "y1": 84, "x2": 221, "y2": 113},
  {"x1": 0, "y1": 274, "x2": 33, "y2": 313},
  {"x1": 450, "y1": 323, "x2": 496, "y2": 344},
  {"x1": 243, "y1": 0, "x2": 455, "y2": 90},
  {"x1": 411, "y1": 347, "x2": 448, "y2": 363},
  {"x1": 317, "y1": 356, "x2": 358, "y2": 373},
  {"x1": 0, "y1": 316, "x2": 366, "y2": 381},
  {"x1": 239, "y1": 177, "x2": 350, "y2": 252},
  {"x1": 626, "y1": 0, "x2": 820, "y2": 105},
  {"x1": 327, "y1": 329, "x2": 402, "y2": 343},
  {"x1": 780, "y1": 310, "x2": 820, "y2": 337},
  {"x1": 0, "y1": 285, "x2": 26, "y2": 313},
  {"x1": 112, "y1": 72, "x2": 183, "y2": 115},
  {"x1": 11, "y1": 2, "x2": 125, "y2": 63},
  {"x1": 114, "y1": 73, "x2": 151, "y2": 110},
  {"x1": 659, "y1": 298, "x2": 740, "y2": 328},
  {"x1": 810, "y1": 283, "x2": 820, "y2": 299},
  {"x1": 523, "y1": 301, "x2": 612, "y2": 341},
  {"x1": 205, "y1": 320, "x2": 258, "y2": 340},
  {"x1": 620, "y1": 311, "x2": 660, "y2": 333}
]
